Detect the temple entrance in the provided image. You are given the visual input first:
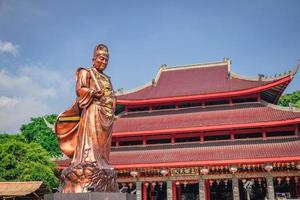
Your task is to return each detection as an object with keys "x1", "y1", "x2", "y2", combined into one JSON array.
[
  {"x1": 143, "y1": 182, "x2": 167, "y2": 200},
  {"x1": 274, "y1": 176, "x2": 300, "y2": 199},
  {"x1": 119, "y1": 182, "x2": 136, "y2": 194},
  {"x1": 239, "y1": 178, "x2": 267, "y2": 200},
  {"x1": 208, "y1": 179, "x2": 233, "y2": 200},
  {"x1": 176, "y1": 181, "x2": 199, "y2": 200}
]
